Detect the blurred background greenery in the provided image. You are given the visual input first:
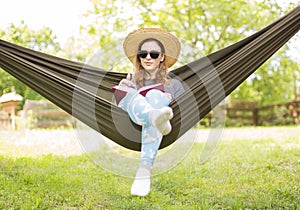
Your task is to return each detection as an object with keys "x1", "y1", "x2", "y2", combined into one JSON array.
[{"x1": 1, "y1": 0, "x2": 299, "y2": 108}]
